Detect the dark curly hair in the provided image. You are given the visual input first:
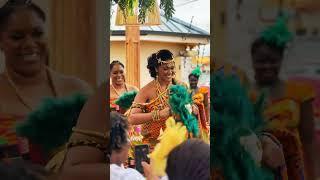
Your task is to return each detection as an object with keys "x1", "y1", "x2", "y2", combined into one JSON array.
[
  {"x1": 188, "y1": 73, "x2": 199, "y2": 80},
  {"x1": 0, "y1": 0, "x2": 46, "y2": 31},
  {"x1": 166, "y1": 139, "x2": 210, "y2": 180},
  {"x1": 109, "y1": 111, "x2": 129, "y2": 153},
  {"x1": 251, "y1": 37, "x2": 285, "y2": 58},
  {"x1": 110, "y1": 60, "x2": 124, "y2": 71},
  {"x1": 147, "y1": 49, "x2": 173, "y2": 78}
]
